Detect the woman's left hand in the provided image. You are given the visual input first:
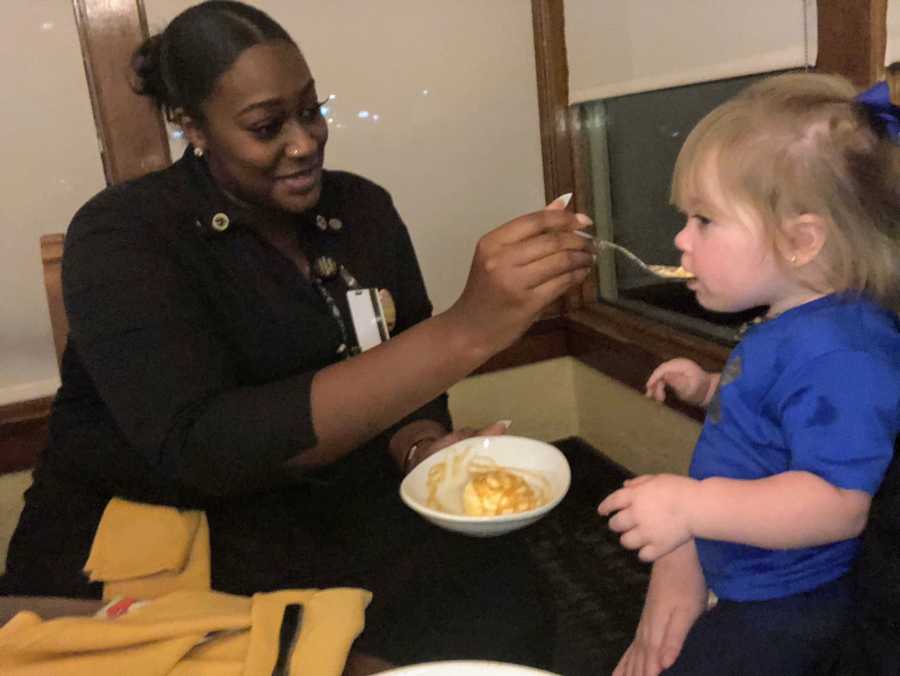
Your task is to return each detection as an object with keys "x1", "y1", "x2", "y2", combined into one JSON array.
[
  {"x1": 598, "y1": 474, "x2": 700, "y2": 562},
  {"x1": 406, "y1": 420, "x2": 511, "y2": 473}
]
